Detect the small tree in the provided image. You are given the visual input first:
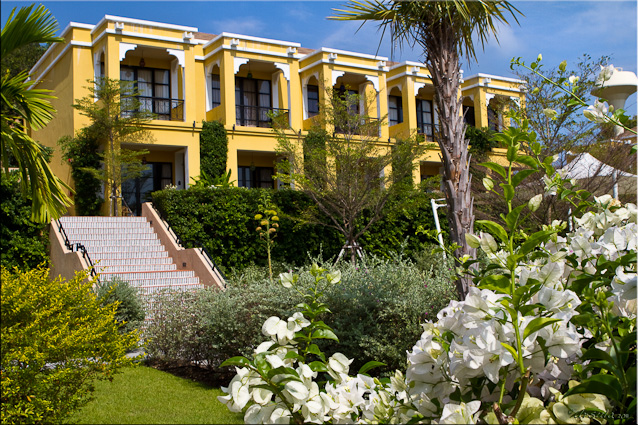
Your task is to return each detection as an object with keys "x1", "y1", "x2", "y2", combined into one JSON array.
[
  {"x1": 68, "y1": 77, "x2": 154, "y2": 216},
  {"x1": 273, "y1": 85, "x2": 424, "y2": 264}
]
